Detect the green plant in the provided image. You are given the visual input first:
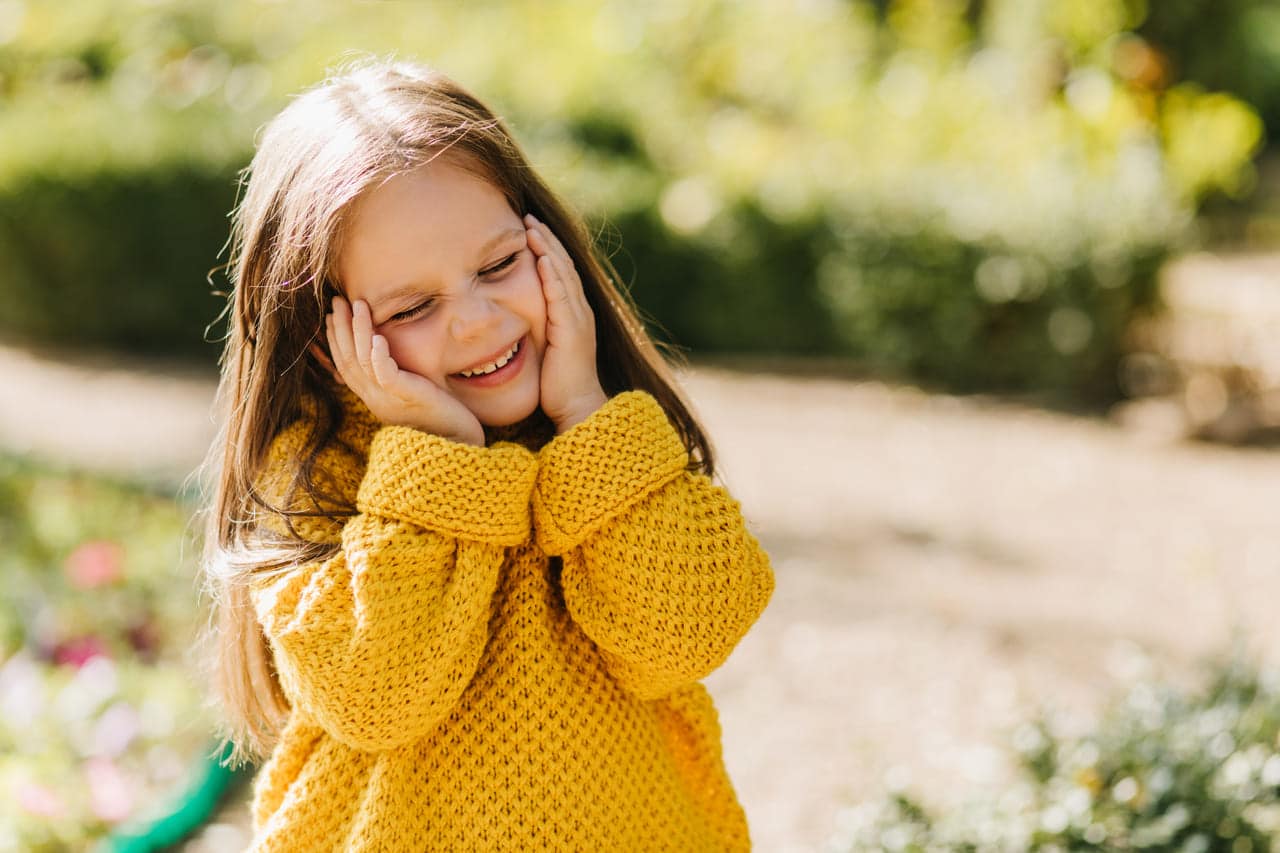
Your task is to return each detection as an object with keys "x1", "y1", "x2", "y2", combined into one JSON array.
[
  {"x1": 1140, "y1": 0, "x2": 1280, "y2": 137},
  {"x1": 828, "y1": 654, "x2": 1280, "y2": 852}
]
